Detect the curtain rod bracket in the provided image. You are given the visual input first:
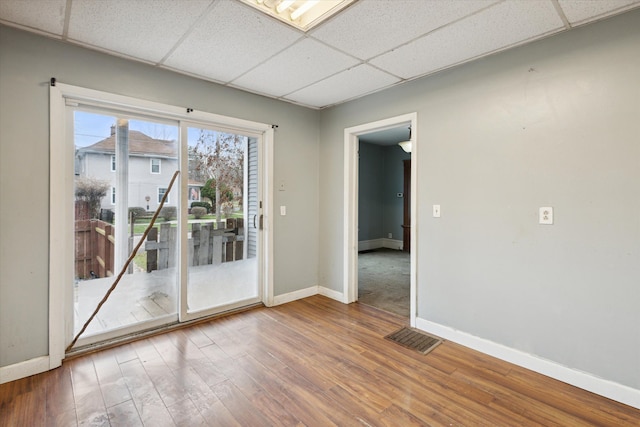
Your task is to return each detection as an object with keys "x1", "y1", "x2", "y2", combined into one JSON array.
[
  {"x1": 186, "y1": 108, "x2": 193, "y2": 113},
  {"x1": 50, "y1": 77, "x2": 56, "y2": 87},
  {"x1": 271, "y1": 124, "x2": 278, "y2": 129}
]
